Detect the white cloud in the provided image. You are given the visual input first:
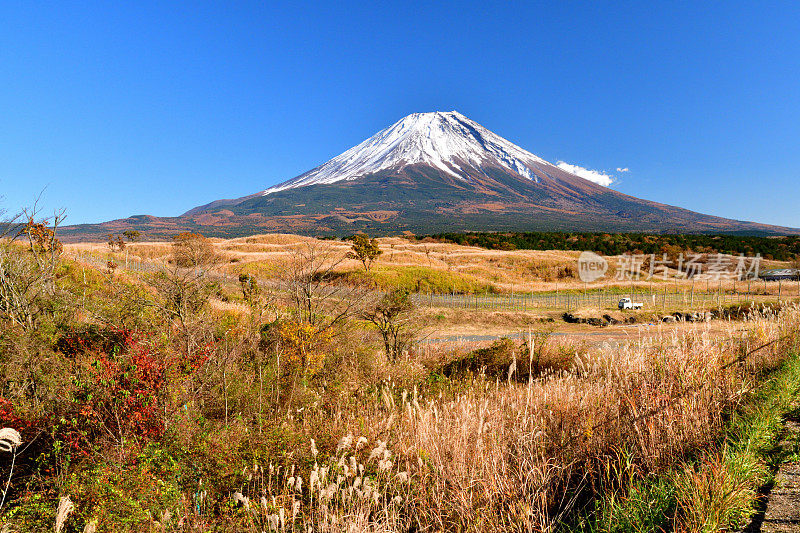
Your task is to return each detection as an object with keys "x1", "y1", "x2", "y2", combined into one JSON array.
[
  {"x1": 616, "y1": 167, "x2": 629, "y2": 172},
  {"x1": 556, "y1": 161, "x2": 615, "y2": 187}
]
